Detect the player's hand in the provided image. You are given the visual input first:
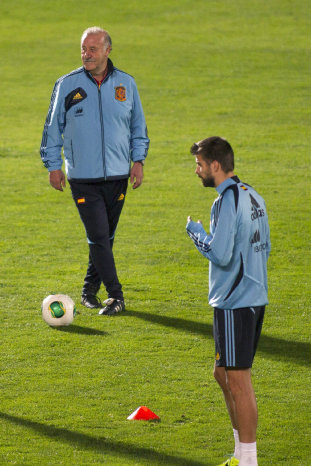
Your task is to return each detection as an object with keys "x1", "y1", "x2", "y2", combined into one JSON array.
[
  {"x1": 130, "y1": 162, "x2": 144, "y2": 189},
  {"x1": 49, "y1": 169, "x2": 66, "y2": 191},
  {"x1": 187, "y1": 216, "x2": 202, "y2": 224}
]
